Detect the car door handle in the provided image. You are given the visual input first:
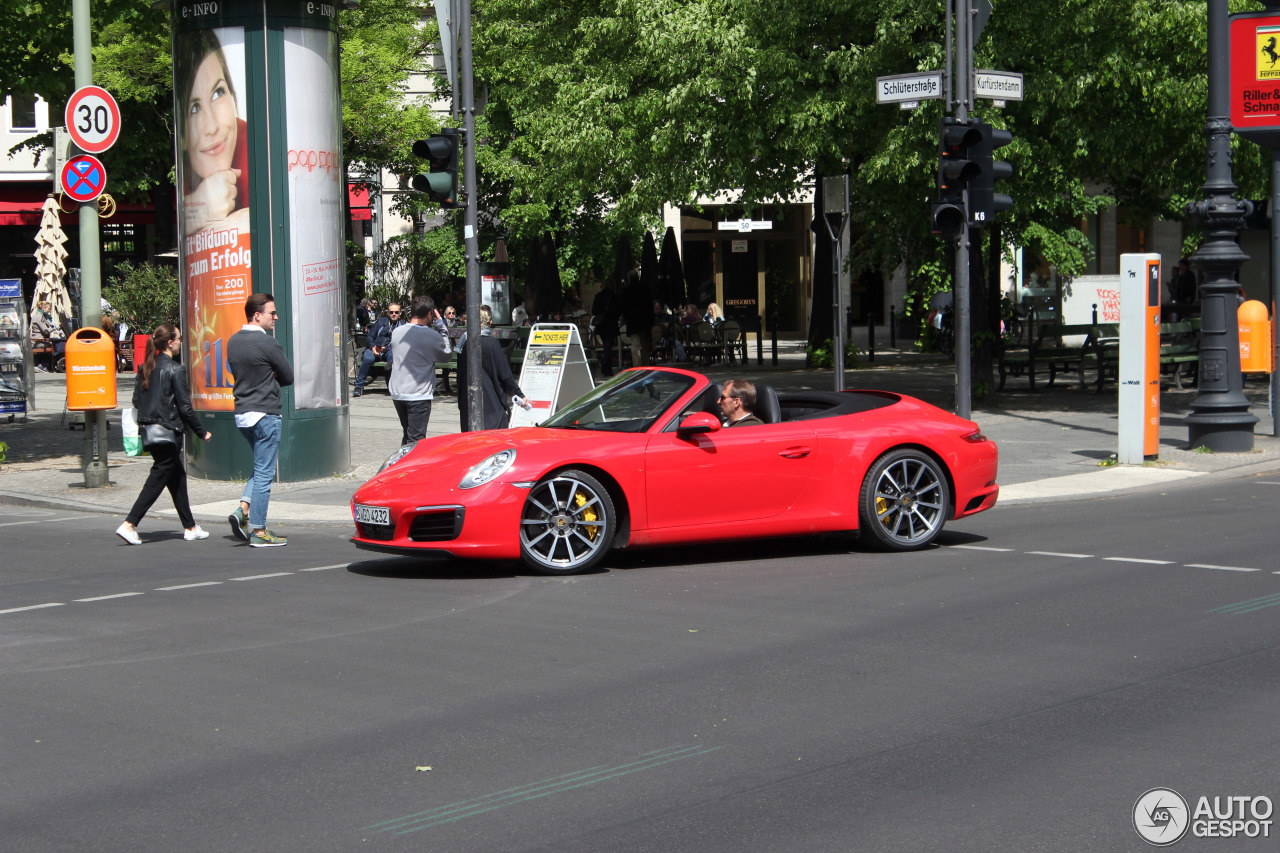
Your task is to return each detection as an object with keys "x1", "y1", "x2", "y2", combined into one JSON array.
[{"x1": 779, "y1": 447, "x2": 811, "y2": 459}]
